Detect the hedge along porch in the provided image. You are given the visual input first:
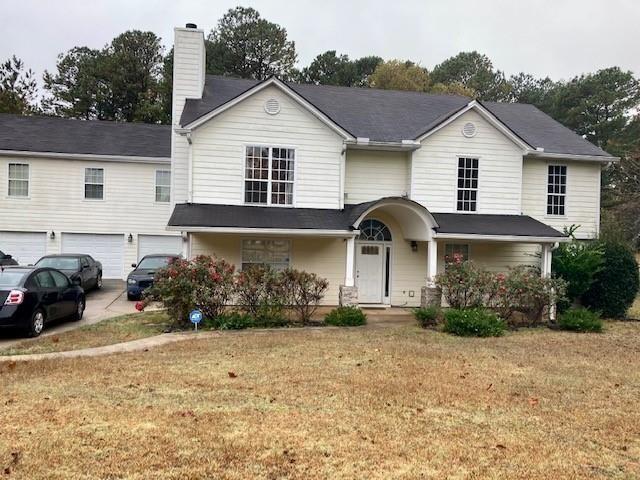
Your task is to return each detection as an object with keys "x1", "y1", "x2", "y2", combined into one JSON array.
[{"x1": 167, "y1": 197, "x2": 568, "y2": 308}]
